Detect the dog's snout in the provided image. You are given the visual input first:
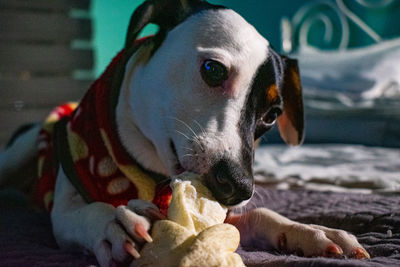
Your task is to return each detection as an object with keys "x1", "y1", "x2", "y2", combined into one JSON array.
[
  {"x1": 205, "y1": 159, "x2": 254, "y2": 206},
  {"x1": 215, "y1": 172, "x2": 235, "y2": 198}
]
